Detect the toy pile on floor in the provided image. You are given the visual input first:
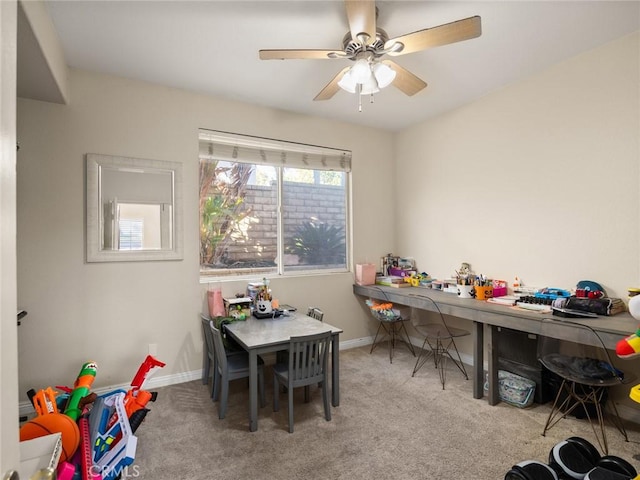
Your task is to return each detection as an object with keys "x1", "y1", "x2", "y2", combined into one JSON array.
[
  {"x1": 20, "y1": 355, "x2": 165, "y2": 480},
  {"x1": 505, "y1": 436, "x2": 639, "y2": 480}
]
